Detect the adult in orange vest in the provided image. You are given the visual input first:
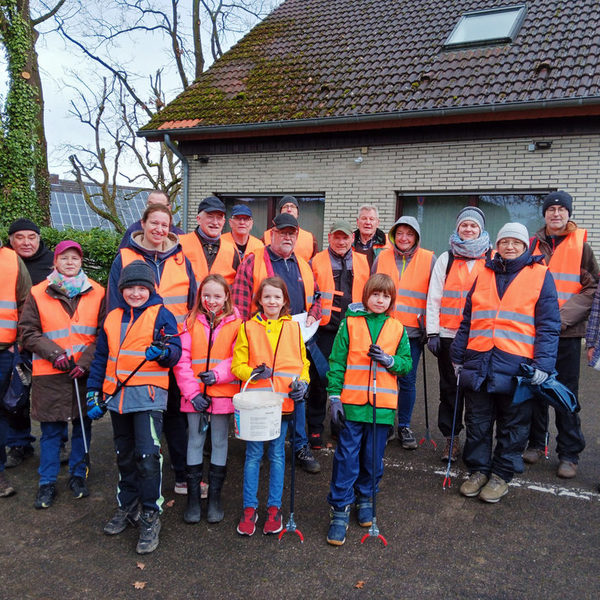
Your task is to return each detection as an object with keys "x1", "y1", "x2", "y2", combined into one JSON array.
[
  {"x1": 373, "y1": 216, "x2": 435, "y2": 450},
  {"x1": 352, "y1": 204, "x2": 391, "y2": 268},
  {"x1": 19, "y1": 241, "x2": 105, "y2": 509},
  {"x1": 307, "y1": 220, "x2": 370, "y2": 448},
  {"x1": 221, "y1": 204, "x2": 264, "y2": 263},
  {"x1": 261, "y1": 195, "x2": 318, "y2": 263},
  {"x1": 426, "y1": 207, "x2": 491, "y2": 462},
  {"x1": 451, "y1": 223, "x2": 560, "y2": 503},
  {"x1": 524, "y1": 191, "x2": 599, "y2": 479}
]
